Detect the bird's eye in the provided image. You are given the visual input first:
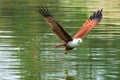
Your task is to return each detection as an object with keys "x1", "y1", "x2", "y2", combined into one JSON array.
[{"x1": 78, "y1": 39, "x2": 82, "y2": 42}]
